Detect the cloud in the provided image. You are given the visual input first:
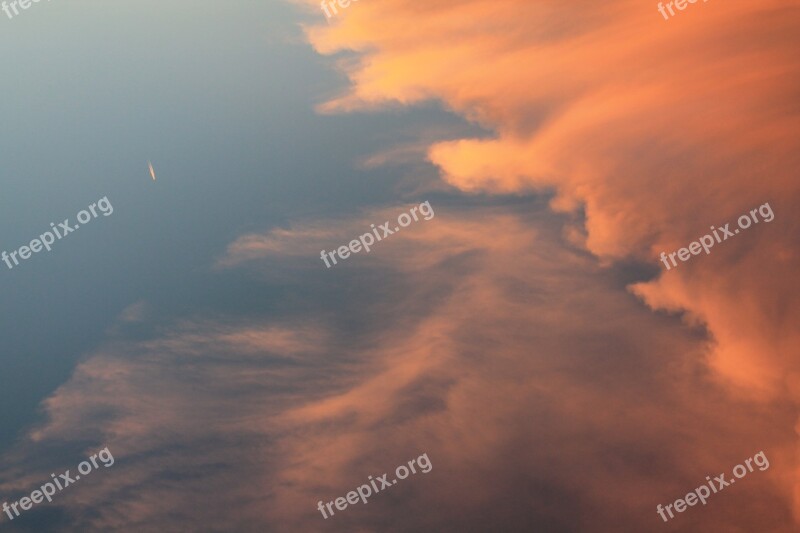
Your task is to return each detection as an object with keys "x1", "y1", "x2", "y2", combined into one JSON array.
[
  {"x1": 1, "y1": 1, "x2": 797, "y2": 529},
  {"x1": 0, "y1": 204, "x2": 793, "y2": 530},
  {"x1": 119, "y1": 301, "x2": 148, "y2": 323},
  {"x1": 298, "y1": 0, "x2": 800, "y2": 520}
]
